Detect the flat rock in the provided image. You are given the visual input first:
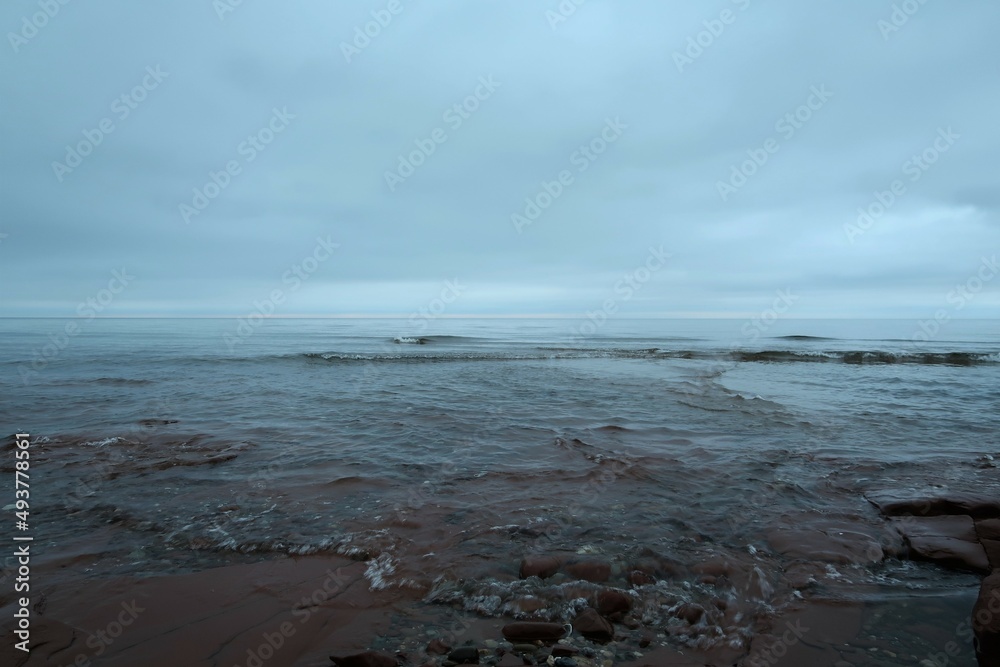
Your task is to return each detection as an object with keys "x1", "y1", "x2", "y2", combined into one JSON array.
[
  {"x1": 501, "y1": 621, "x2": 567, "y2": 642},
  {"x1": 892, "y1": 515, "x2": 990, "y2": 573},
  {"x1": 565, "y1": 559, "x2": 611, "y2": 583},
  {"x1": 330, "y1": 651, "x2": 399, "y2": 667},
  {"x1": 519, "y1": 555, "x2": 561, "y2": 579},
  {"x1": 974, "y1": 571, "x2": 1000, "y2": 666},
  {"x1": 867, "y1": 491, "x2": 1000, "y2": 519},
  {"x1": 765, "y1": 517, "x2": 887, "y2": 565},
  {"x1": 573, "y1": 607, "x2": 614, "y2": 641}
]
